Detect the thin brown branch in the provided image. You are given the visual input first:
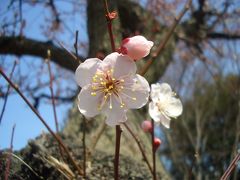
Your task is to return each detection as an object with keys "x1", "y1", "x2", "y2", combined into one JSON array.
[
  {"x1": 4, "y1": 124, "x2": 16, "y2": 180},
  {"x1": 123, "y1": 123, "x2": 153, "y2": 175},
  {"x1": 151, "y1": 119, "x2": 156, "y2": 180},
  {"x1": 46, "y1": 50, "x2": 59, "y2": 133},
  {"x1": 114, "y1": 125, "x2": 122, "y2": 180},
  {"x1": 0, "y1": 60, "x2": 17, "y2": 124},
  {"x1": 74, "y1": 30, "x2": 81, "y2": 63},
  {"x1": 139, "y1": 0, "x2": 192, "y2": 76},
  {"x1": 0, "y1": 68, "x2": 83, "y2": 176},
  {"x1": 46, "y1": 49, "x2": 66, "y2": 163},
  {"x1": 82, "y1": 117, "x2": 86, "y2": 178},
  {"x1": 220, "y1": 152, "x2": 240, "y2": 180}
]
